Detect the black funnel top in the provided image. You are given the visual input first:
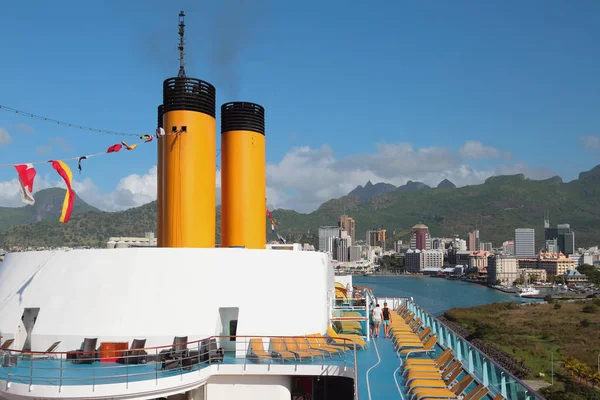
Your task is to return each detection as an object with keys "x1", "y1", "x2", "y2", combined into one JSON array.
[
  {"x1": 163, "y1": 77, "x2": 216, "y2": 117},
  {"x1": 221, "y1": 102, "x2": 265, "y2": 135}
]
